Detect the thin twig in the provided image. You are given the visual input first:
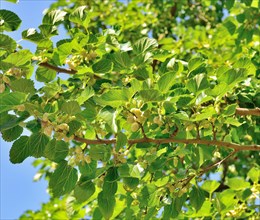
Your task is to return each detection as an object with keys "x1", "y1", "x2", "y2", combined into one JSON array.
[
  {"x1": 236, "y1": 107, "x2": 260, "y2": 116},
  {"x1": 74, "y1": 136, "x2": 260, "y2": 151},
  {"x1": 39, "y1": 62, "x2": 77, "y2": 74}
]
